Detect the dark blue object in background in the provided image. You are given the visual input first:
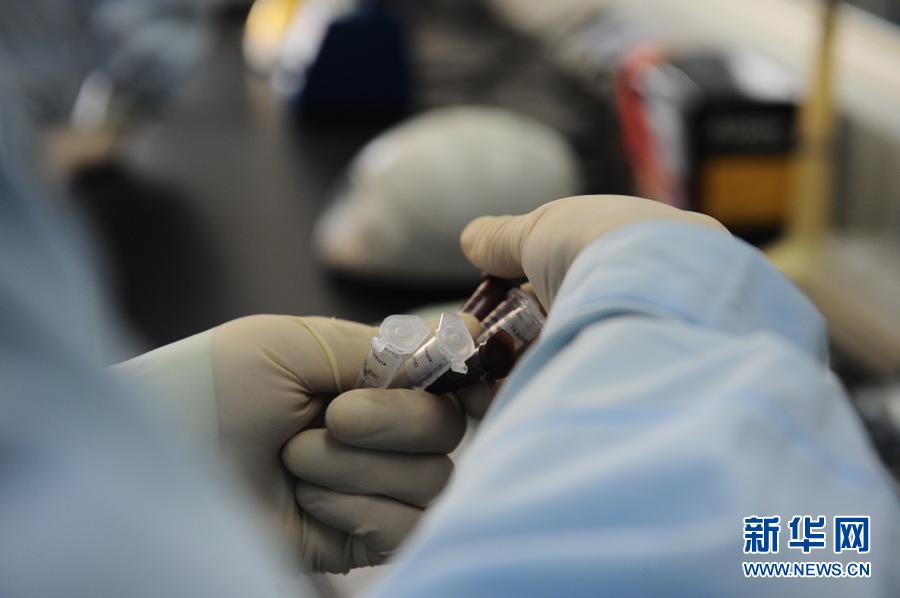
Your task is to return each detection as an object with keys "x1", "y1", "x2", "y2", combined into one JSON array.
[{"x1": 294, "y1": 5, "x2": 413, "y2": 120}]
